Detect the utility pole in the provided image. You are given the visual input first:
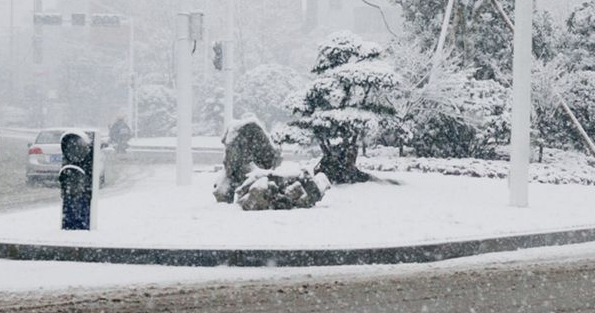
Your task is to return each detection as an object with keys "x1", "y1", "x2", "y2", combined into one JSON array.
[
  {"x1": 9, "y1": 0, "x2": 14, "y2": 111},
  {"x1": 33, "y1": 0, "x2": 44, "y2": 128},
  {"x1": 509, "y1": 0, "x2": 533, "y2": 207},
  {"x1": 175, "y1": 2, "x2": 193, "y2": 186},
  {"x1": 223, "y1": 0, "x2": 235, "y2": 131},
  {"x1": 127, "y1": 17, "x2": 137, "y2": 138}
]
